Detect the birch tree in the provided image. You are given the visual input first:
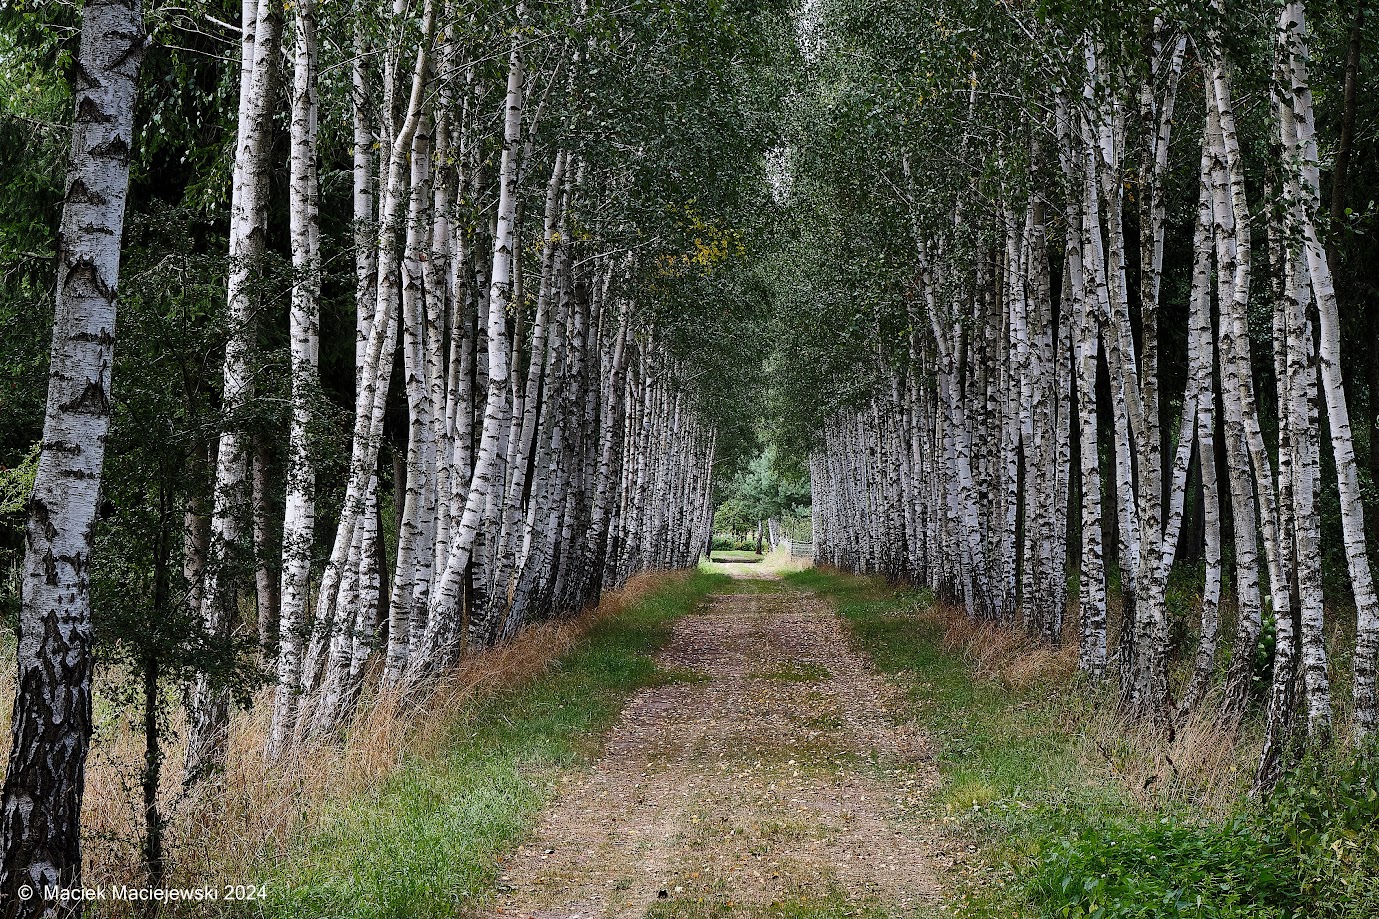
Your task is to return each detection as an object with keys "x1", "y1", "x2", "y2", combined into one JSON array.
[
  {"x1": 0, "y1": 0, "x2": 145, "y2": 903},
  {"x1": 185, "y1": 0, "x2": 284, "y2": 781},
  {"x1": 777, "y1": 0, "x2": 1379, "y2": 775},
  {"x1": 267, "y1": 0, "x2": 322, "y2": 757}
]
